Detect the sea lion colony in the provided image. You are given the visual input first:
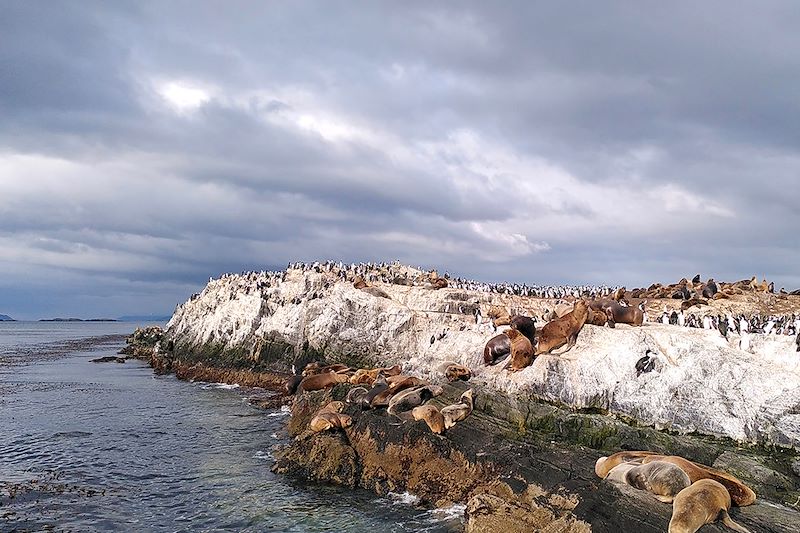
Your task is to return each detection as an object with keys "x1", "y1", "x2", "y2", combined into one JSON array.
[{"x1": 290, "y1": 360, "x2": 473, "y2": 436}]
